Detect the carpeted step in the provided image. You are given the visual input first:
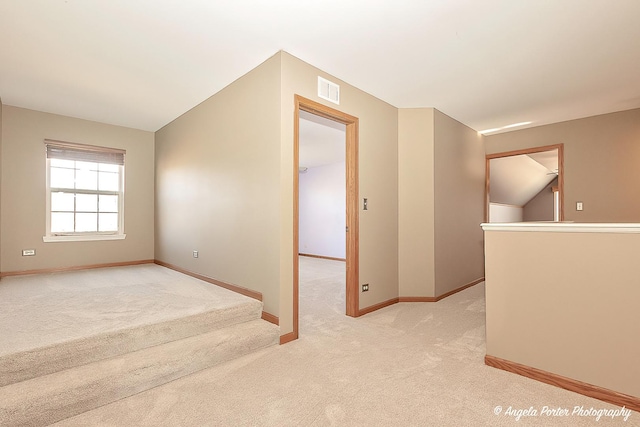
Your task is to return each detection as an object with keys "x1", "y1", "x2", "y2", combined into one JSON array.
[
  {"x1": 0, "y1": 318, "x2": 279, "y2": 427},
  {"x1": 0, "y1": 298, "x2": 263, "y2": 387}
]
